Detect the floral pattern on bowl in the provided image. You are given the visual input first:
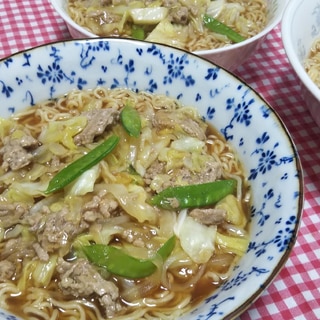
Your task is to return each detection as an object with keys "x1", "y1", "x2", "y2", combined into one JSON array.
[{"x1": 0, "y1": 38, "x2": 303, "y2": 319}]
